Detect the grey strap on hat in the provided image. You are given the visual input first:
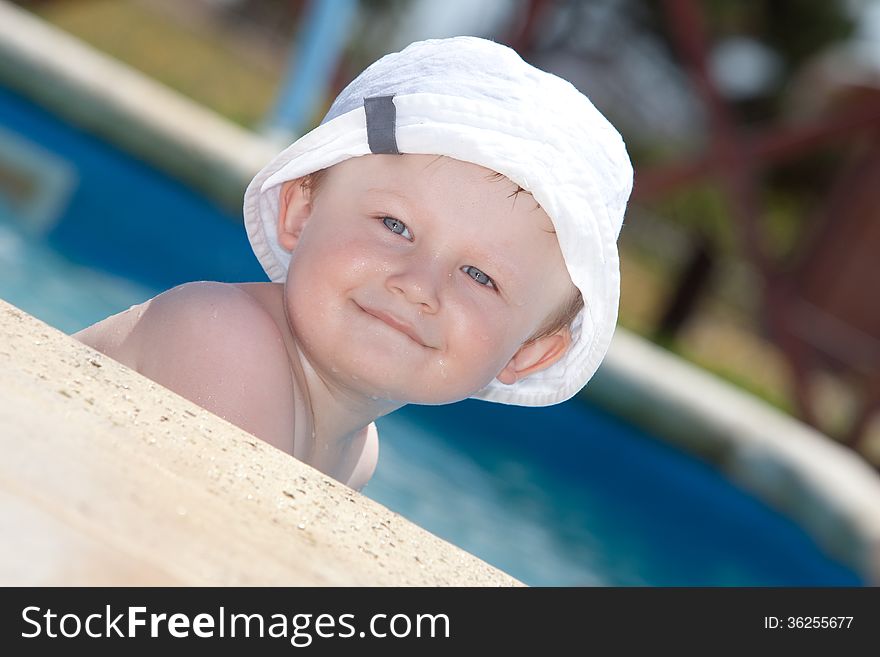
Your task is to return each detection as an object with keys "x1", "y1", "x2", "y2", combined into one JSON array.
[{"x1": 364, "y1": 95, "x2": 399, "y2": 155}]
